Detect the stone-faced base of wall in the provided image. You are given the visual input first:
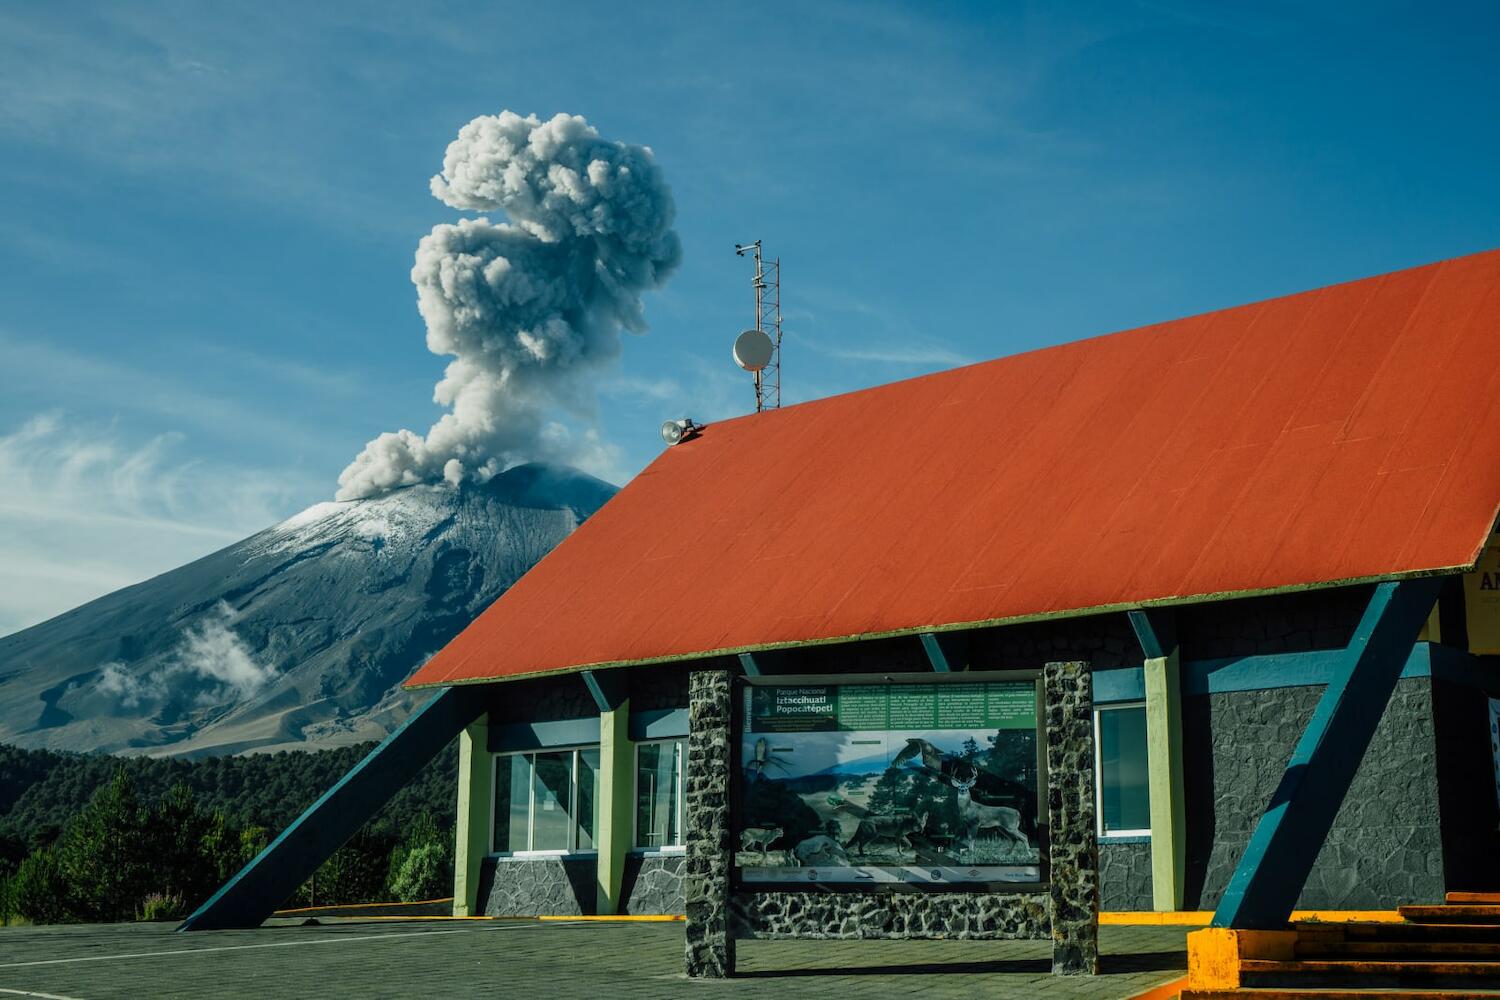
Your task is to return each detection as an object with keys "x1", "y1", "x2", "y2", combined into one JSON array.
[
  {"x1": 1183, "y1": 676, "x2": 1445, "y2": 911},
  {"x1": 1099, "y1": 840, "x2": 1153, "y2": 911},
  {"x1": 479, "y1": 856, "x2": 595, "y2": 916},
  {"x1": 622, "y1": 854, "x2": 686, "y2": 915},
  {"x1": 729, "y1": 891, "x2": 1049, "y2": 940}
]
